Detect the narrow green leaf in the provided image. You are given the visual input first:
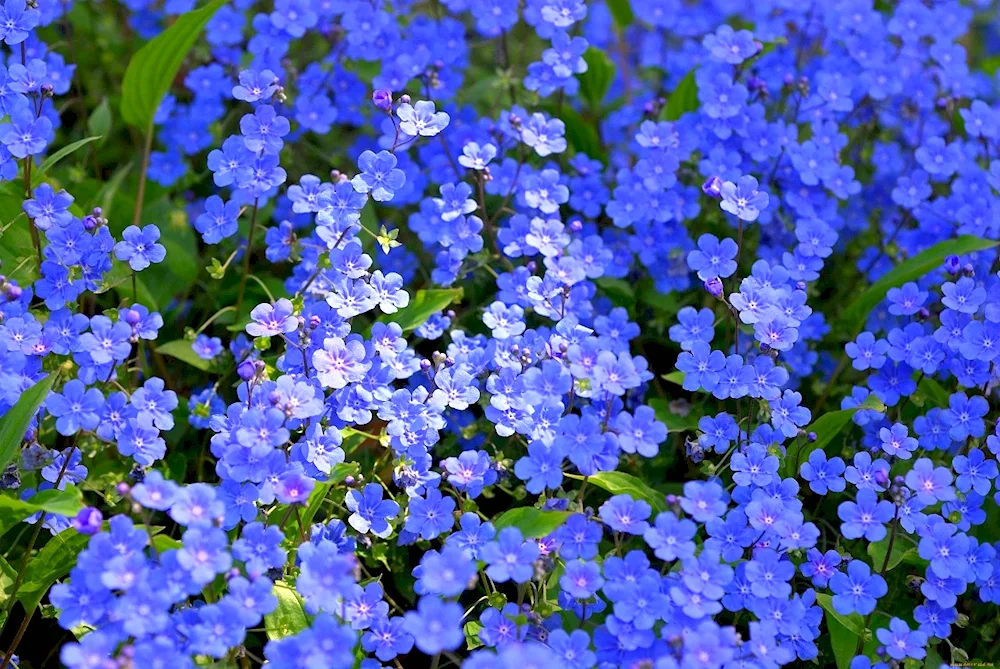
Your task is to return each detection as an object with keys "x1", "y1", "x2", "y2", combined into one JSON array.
[
  {"x1": 783, "y1": 395, "x2": 885, "y2": 478},
  {"x1": 606, "y1": 0, "x2": 634, "y2": 28},
  {"x1": 120, "y1": 0, "x2": 227, "y2": 129},
  {"x1": 826, "y1": 605, "x2": 862, "y2": 669},
  {"x1": 0, "y1": 486, "x2": 84, "y2": 538},
  {"x1": 373, "y1": 288, "x2": 463, "y2": 334},
  {"x1": 33, "y1": 136, "x2": 103, "y2": 185},
  {"x1": 493, "y1": 508, "x2": 570, "y2": 538},
  {"x1": 156, "y1": 339, "x2": 214, "y2": 371},
  {"x1": 584, "y1": 471, "x2": 667, "y2": 513},
  {"x1": 660, "y1": 69, "x2": 699, "y2": 121},
  {"x1": 579, "y1": 47, "x2": 616, "y2": 109},
  {"x1": 264, "y1": 580, "x2": 309, "y2": 640},
  {"x1": 0, "y1": 374, "x2": 55, "y2": 471},
  {"x1": 839, "y1": 235, "x2": 999, "y2": 337},
  {"x1": 284, "y1": 461, "x2": 360, "y2": 542}
]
